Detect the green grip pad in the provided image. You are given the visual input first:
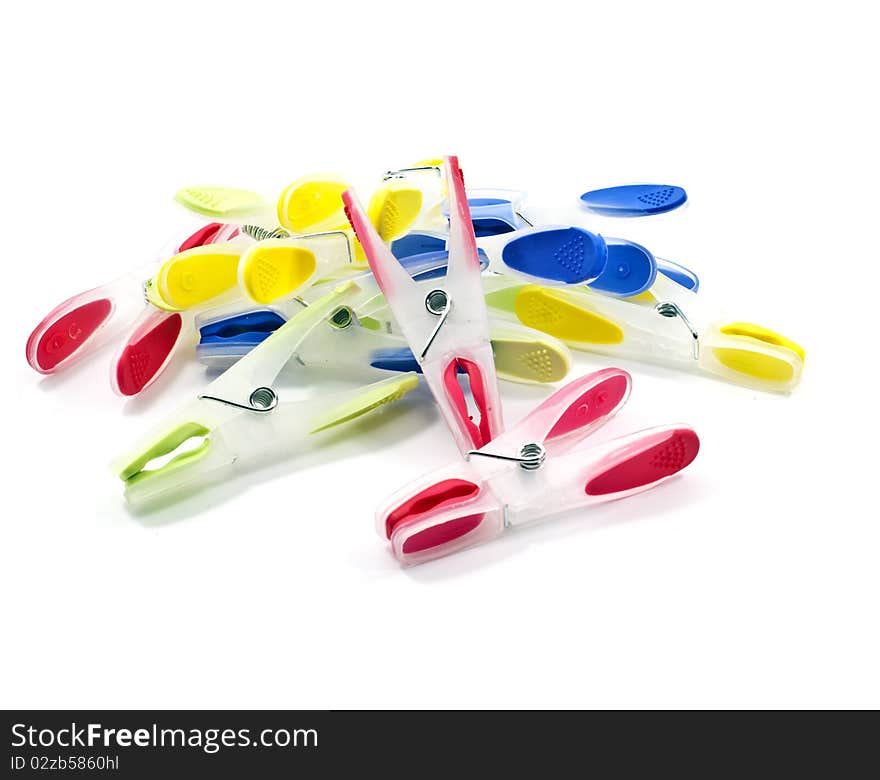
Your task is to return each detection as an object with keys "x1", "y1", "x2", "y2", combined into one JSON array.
[
  {"x1": 118, "y1": 422, "x2": 210, "y2": 483},
  {"x1": 174, "y1": 186, "x2": 269, "y2": 220},
  {"x1": 309, "y1": 374, "x2": 419, "y2": 434}
]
